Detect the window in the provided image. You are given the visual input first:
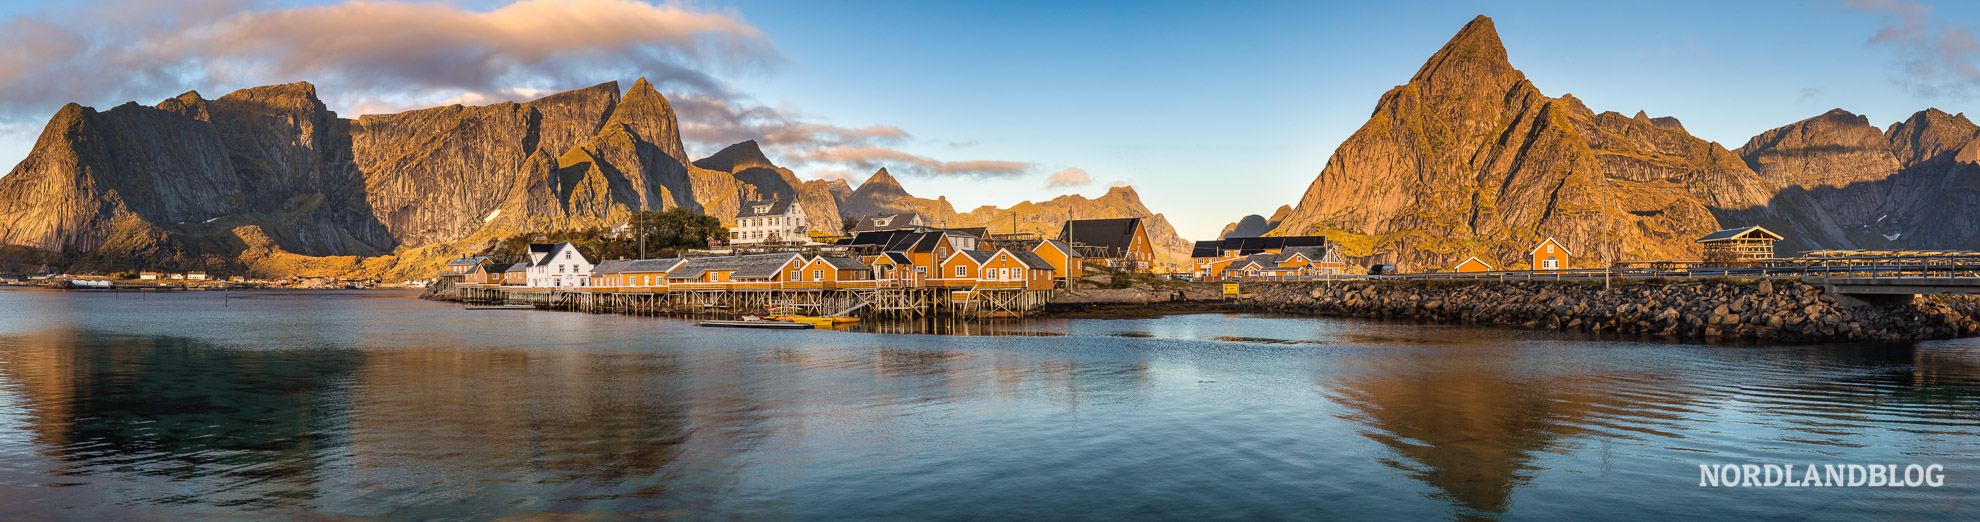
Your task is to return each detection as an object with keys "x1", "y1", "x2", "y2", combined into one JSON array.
[
  {"x1": 1543, "y1": 259, "x2": 1559, "y2": 270},
  {"x1": 1546, "y1": 244, "x2": 1554, "y2": 254},
  {"x1": 789, "y1": 270, "x2": 797, "y2": 280},
  {"x1": 813, "y1": 269, "x2": 824, "y2": 280},
  {"x1": 955, "y1": 265, "x2": 967, "y2": 277},
  {"x1": 557, "y1": 264, "x2": 565, "y2": 273},
  {"x1": 565, "y1": 251, "x2": 572, "y2": 260}
]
